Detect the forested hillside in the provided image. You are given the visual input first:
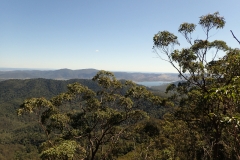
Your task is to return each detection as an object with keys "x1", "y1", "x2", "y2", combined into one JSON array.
[
  {"x1": 0, "y1": 78, "x2": 101, "y2": 159},
  {"x1": 0, "y1": 77, "x2": 167, "y2": 159}
]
